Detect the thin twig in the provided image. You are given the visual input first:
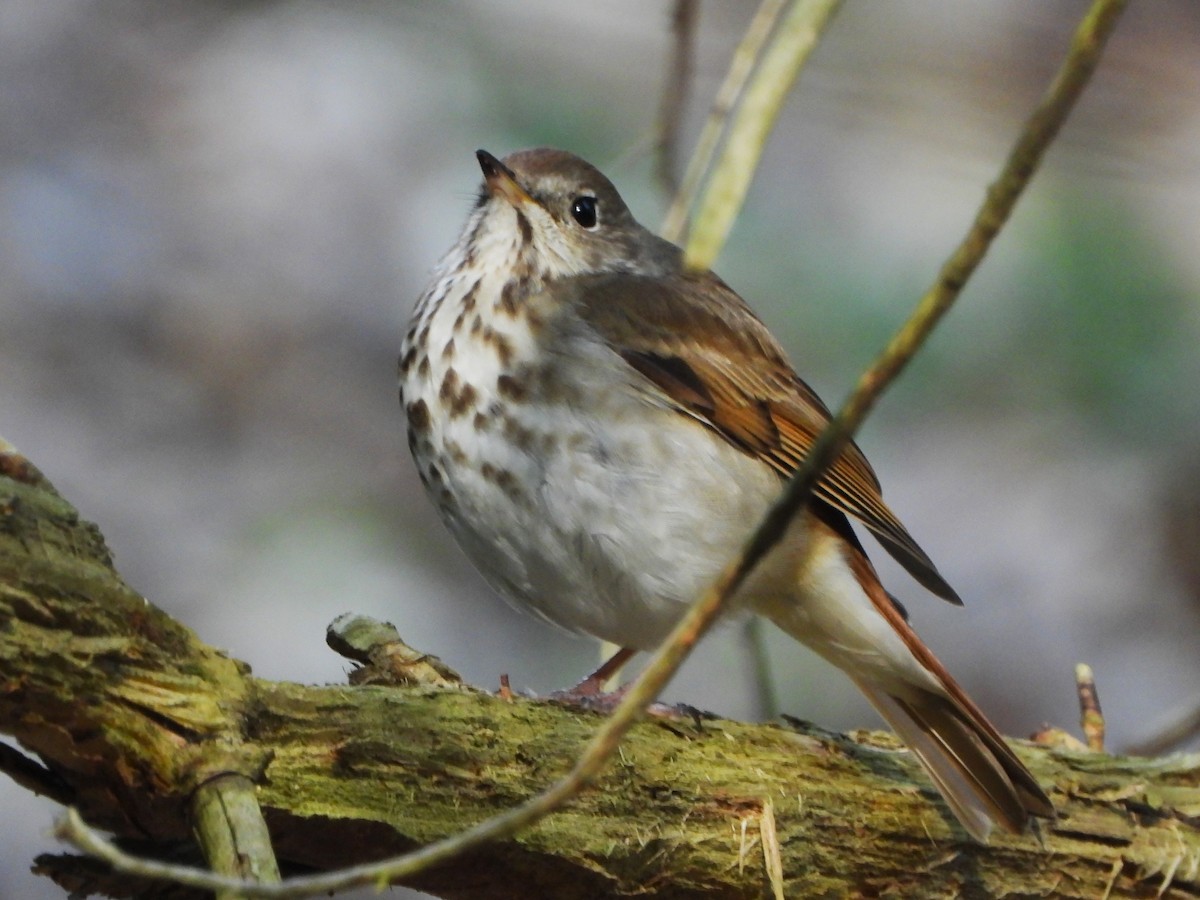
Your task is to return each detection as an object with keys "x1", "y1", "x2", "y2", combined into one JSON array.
[
  {"x1": 1075, "y1": 663, "x2": 1106, "y2": 752},
  {"x1": 770, "y1": 0, "x2": 1131, "y2": 515},
  {"x1": 53, "y1": 0, "x2": 1129, "y2": 894},
  {"x1": 0, "y1": 741, "x2": 74, "y2": 806},
  {"x1": 655, "y1": 0, "x2": 700, "y2": 196},
  {"x1": 661, "y1": 0, "x2": 788, "y2": 242},
  {"x1": 744, "y1": 617, "x2": 781, "y2": 719},
  {"x1": 683, "y1": 0, "x2": 845, "y2": 270}
]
